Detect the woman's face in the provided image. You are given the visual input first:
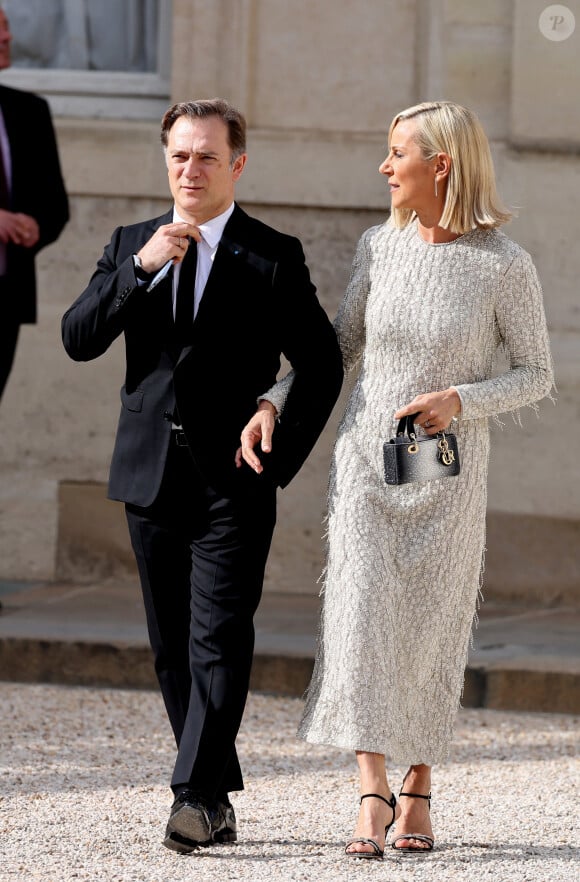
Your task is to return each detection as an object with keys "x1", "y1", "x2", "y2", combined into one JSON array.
[{"x1": 379, "y1": 119, "x2": 437, "y2": 213}]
